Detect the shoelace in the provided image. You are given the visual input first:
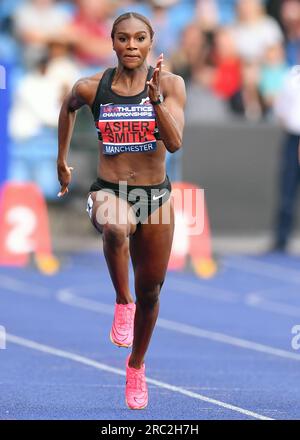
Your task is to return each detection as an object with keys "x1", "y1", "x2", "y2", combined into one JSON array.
[
  {"x1": 116, "y1": 305, "x2": 134, "y2": 329},
  {"x1": 127, "y1": 367, "x2": 146, "y2": 392}
]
